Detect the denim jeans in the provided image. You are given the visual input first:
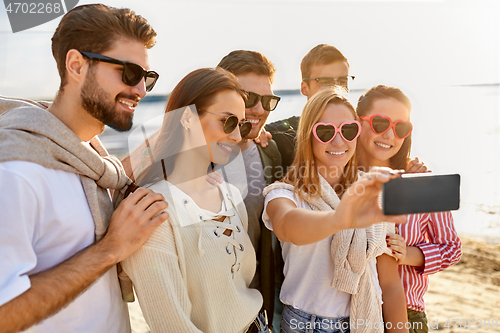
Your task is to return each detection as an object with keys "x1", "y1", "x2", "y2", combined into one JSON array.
[
  {"x1": 246, "y1": 311, "x2": 271, "y2": 333},
  {"x1": 280, "y1": 305, "x2": 350, "y2": 333}
]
